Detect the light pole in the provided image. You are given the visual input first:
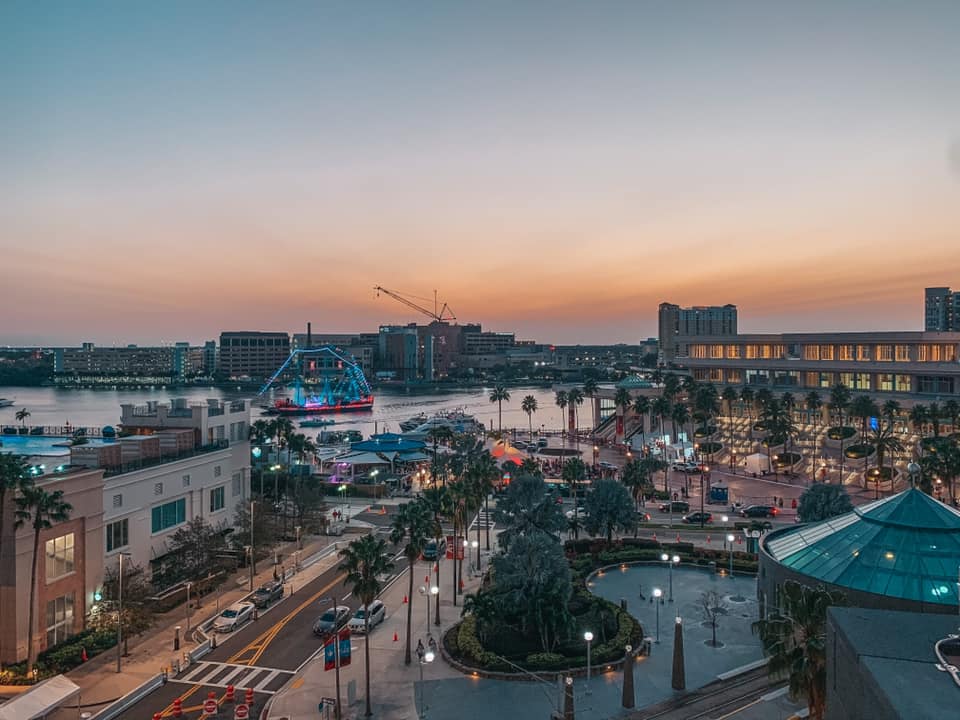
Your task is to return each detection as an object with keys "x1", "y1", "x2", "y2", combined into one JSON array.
[
  {"x1": 722, "y1": 516, "x2": 729, "y2": 549},
  {"x1": 653, "y1": 588, "x2": 663, "y2": 643},
  {"x1": 295, "y1": 524, "x2": 302, "y2": 551},
  {"x1": 593, "y1": 445, "x2": 599, "y2": 469},
  {"x1": 185, "y1": 581, "x2": 193, "y2": 633},
  {"x1": 583, "y1": 630, "x2": 594, "y2": 694},
  {"x1": 416, "y1": 637, "x2": 436, "y2": 719},
  {"x1": 660, "y1": 554, "x2": 679, "y2": 602},
  {"x1": 471, "y1": 539, "x2": 480, "y2": 573},
  {"x1": 115, "y1": 551, "x2": 131, "y2": 673},
  {"x1": 249, "y1": 498, "x2": 256, "y2": 589},
  {"x1": 907, "y1": 461, "x2": 920, "y2": 489},
  {"x1": 419, "y1": 585, "x2": 439, "y2": 635},
  {"x1": 726, "y1": 534, "x2": 735, "y2": 576},
  {"x1": 699, "y1": 466, "x2": 707, "y2": 528}
]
